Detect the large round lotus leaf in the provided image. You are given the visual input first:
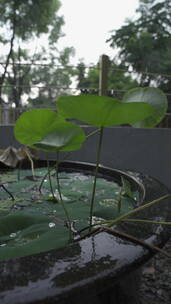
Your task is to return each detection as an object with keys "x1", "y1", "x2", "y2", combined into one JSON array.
[
  {"x1": 0, "y1": 213, "x2": 50, "y2": 235},
  {"x1": 33, "y1": 121, "x2": 86, "y2": 152},
  {"x1": 122, "y1": 87, "x2": 168, "y2": 127},
  {"x1": 14, "y1": 109, "x2": 65, "y2": 146},
  {"x1": 58, "y1": 95, "x2": 155, "y2": 127},
  {"x1": 0, "y1": 212, "x2": 69, "y2": 260}
]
